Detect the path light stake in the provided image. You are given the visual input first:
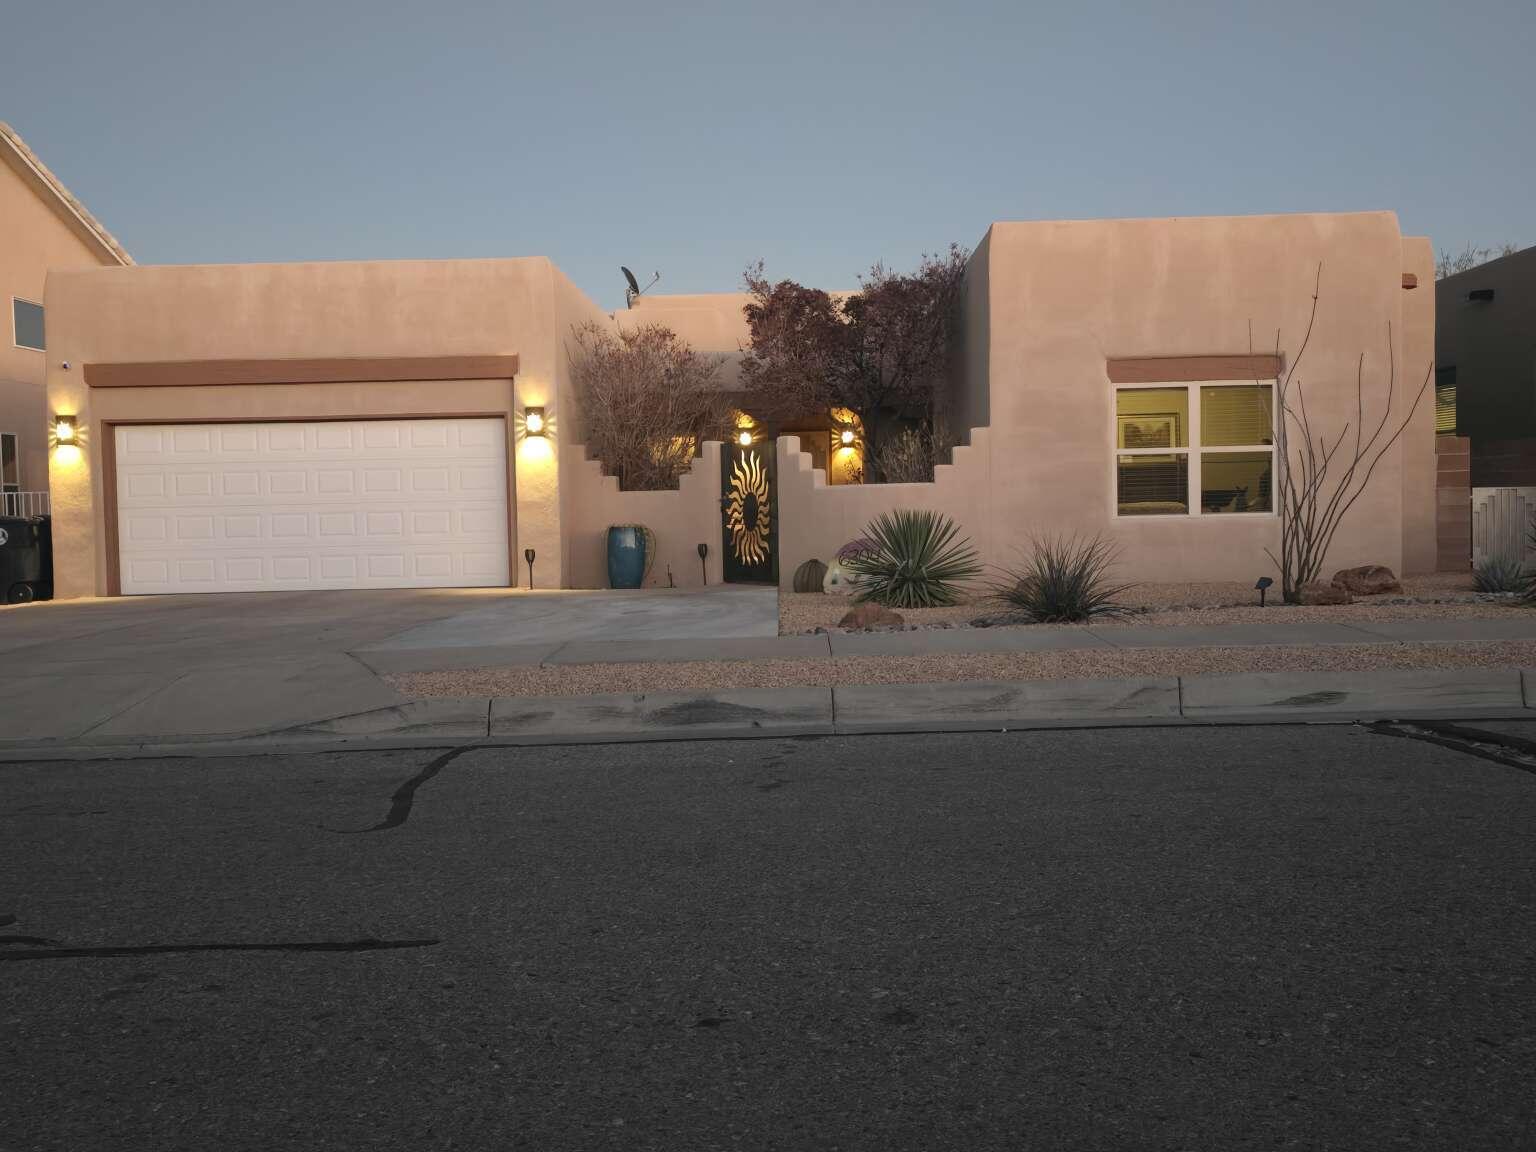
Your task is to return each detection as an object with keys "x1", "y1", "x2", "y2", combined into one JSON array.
[
  {"x1": 1255, "y1": 575, "x2": 1273, "y2": 607},
  {"x1": 697, "y1": 542, "x2": 709, "y2": 586},
  {"x1": 524, "y1": 548, "x2": 536, "y2": 589}
]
